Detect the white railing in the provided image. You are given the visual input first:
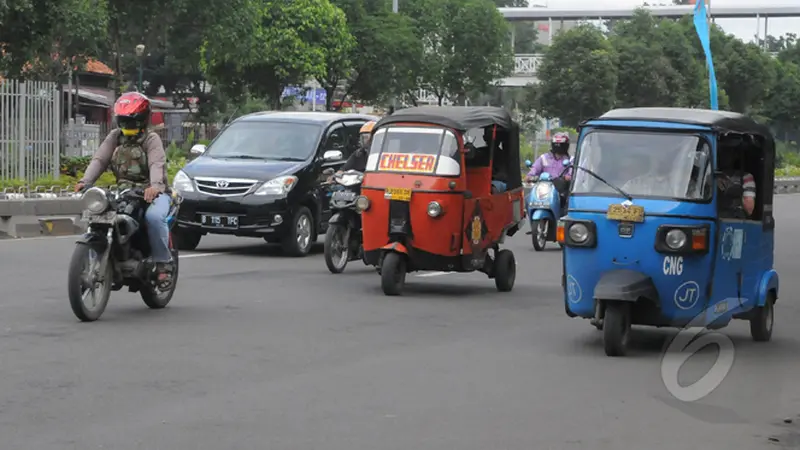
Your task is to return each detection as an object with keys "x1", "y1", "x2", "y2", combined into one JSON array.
[
  {"x1": 0, "y1": 79, "x2": 61, "y2": 181},
  {"x1": 514, "y1": 54, "x2": 543, "y2": 76}
]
